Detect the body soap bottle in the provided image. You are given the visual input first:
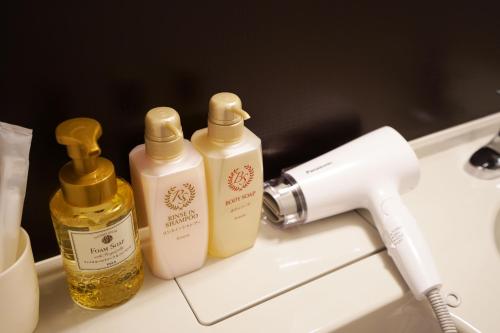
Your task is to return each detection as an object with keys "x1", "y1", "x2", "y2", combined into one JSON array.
[
  {"x1": 49, "y1": 118, "x2": 143, "y2": 309},
  {"x1": 129, "y1": 107, "x2": 209, "y2": 279},
  {"x1": 191, "y1": 92, "x2": 263, "y2": 257}
]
